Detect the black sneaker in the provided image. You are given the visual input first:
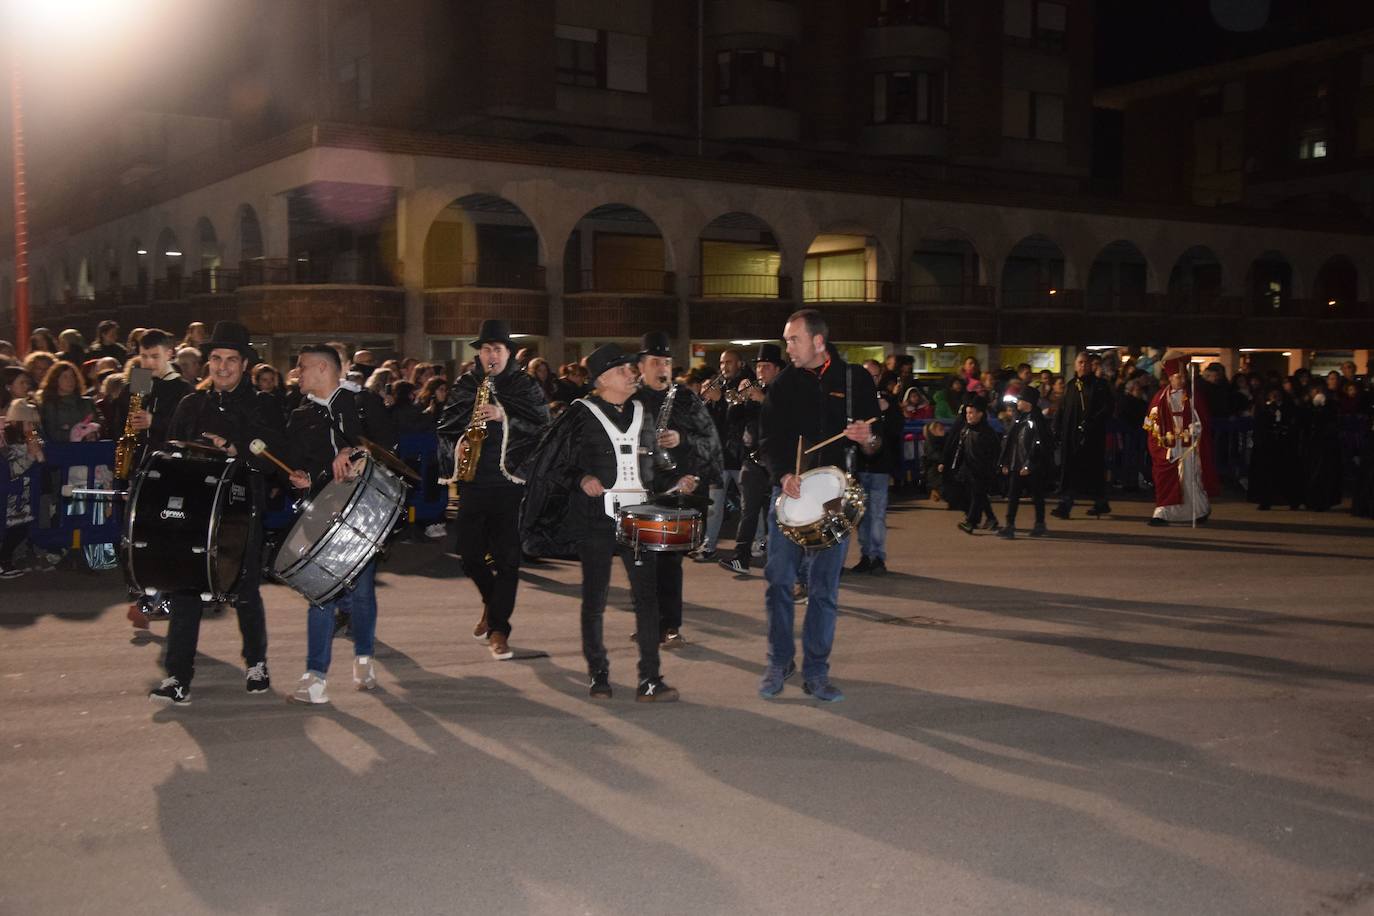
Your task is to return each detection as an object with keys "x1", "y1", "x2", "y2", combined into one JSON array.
[
  {"x1": 636, "y1": 678, "x2": 680, "y2": 703},
  {"x1": 245, "y1": 662, "x2": 271, "y2": 693},
  {"x1": 868, "y1": 558, "x2": 887, "y2": 576},
  {"x1": 1087, "y1": 503, "x2": 1111, "y2": 517},
  {"x1": 996, "y1": 527, "x2": 1015, "y2": 539},
  {"x1": 845, "y1": 556, "x2": 872, "y2": 575},
  {"x1": 1029, "y1": 524, "x2": 1048, "y2": 537},
  {"x1": 982, "y1": 516, "x2": 1000, "y2": 530},
  {"x1": 957, "y1": 521, "x2": 975, "y2": 535},
  {"x1": 149, "y1": 677, "x2": 191, "y2": 705},
  {"x1": 0, "y1": 565, "x2": 27, "y2": 580},
  {"x1": 589, "y1": 670, "x2": 612, "y2": 699},
  {"x1": 718, "y1": 556, "x2": 749, "y2": 574},
  {"x1": 1147, "y1": 517, "x2": 1168, "y2": 527},
  {"x1": 146, "y1": 598, "x2": 171, "y2": 621},
  {"x1": 1050, "y1": 506, "x2": 1071, "y2": 520},
  {"x1": 662, "y1": 628, "x2": 685, "y2": 649}
]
